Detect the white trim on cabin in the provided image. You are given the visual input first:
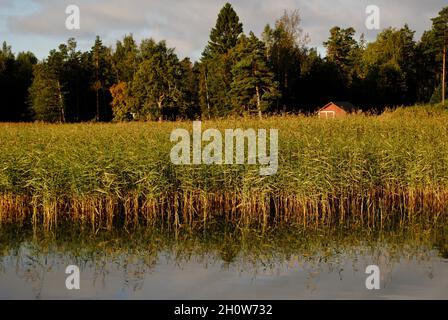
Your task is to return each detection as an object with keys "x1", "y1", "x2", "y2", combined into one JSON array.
[{"x1": 318, "y1": 110, "x2": 336, "y2": 119}]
